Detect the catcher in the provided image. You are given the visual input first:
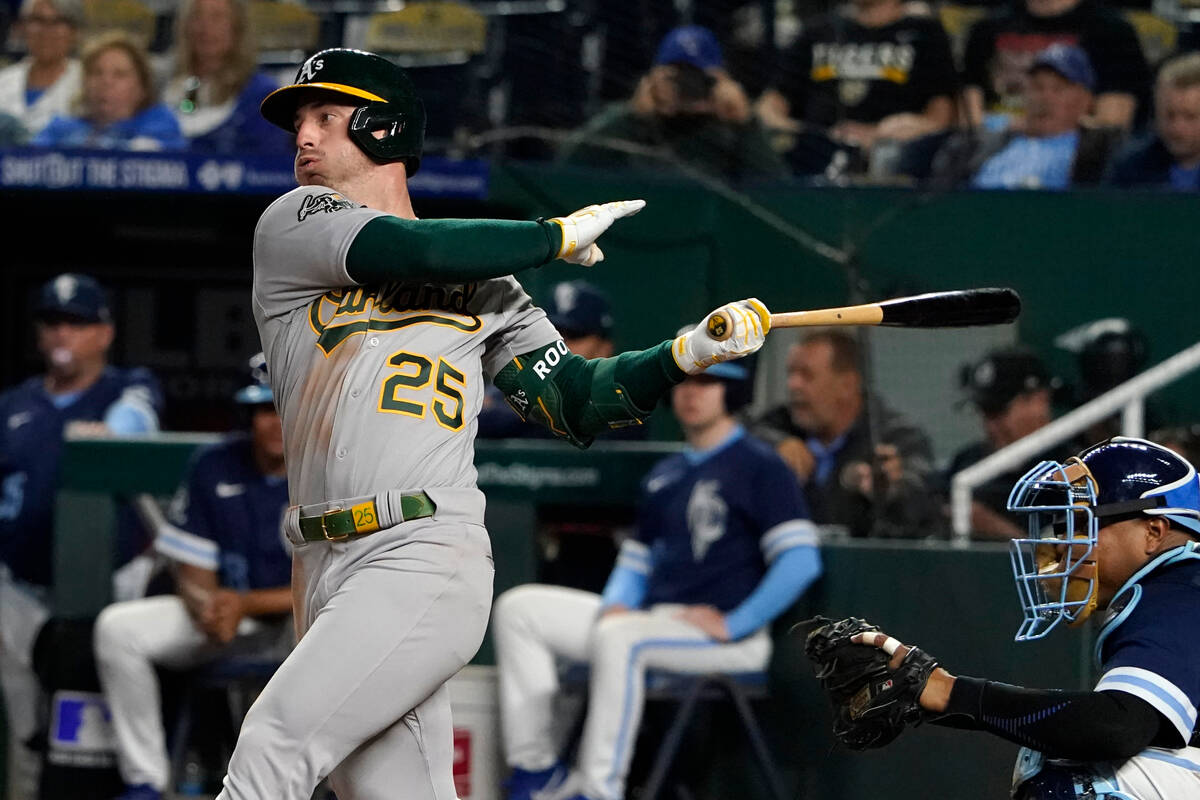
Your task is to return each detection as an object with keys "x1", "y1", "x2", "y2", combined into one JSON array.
[{"x1": 799, "y1": 437, "x2": 1200, "y2": 799}]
